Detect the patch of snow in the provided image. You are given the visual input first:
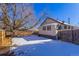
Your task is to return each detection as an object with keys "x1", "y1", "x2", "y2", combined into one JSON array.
[
  {"x1": 11, "y1": 37, "x2": 52, "y2": 50},
  {"x1": 11, "y1": 35, "x2": 79, "y2": 56},
  {"x1": 19, "y1": 35, "x2": 48, "y2": 41}
]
